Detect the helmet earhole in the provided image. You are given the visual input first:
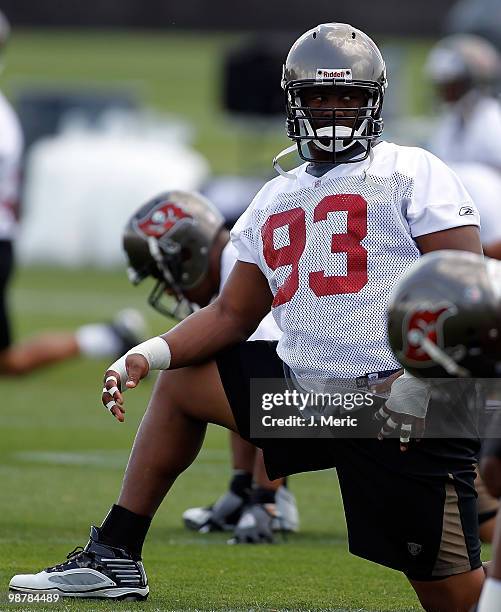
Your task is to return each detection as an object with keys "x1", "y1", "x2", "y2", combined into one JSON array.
[
  {"x1": 313, "y1": 32, "x2": 317, "y2": 39},
  {"x1": 352, "y1": 32, "x2": 356, "y2": 39}
]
